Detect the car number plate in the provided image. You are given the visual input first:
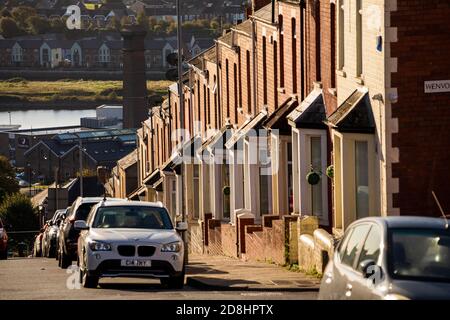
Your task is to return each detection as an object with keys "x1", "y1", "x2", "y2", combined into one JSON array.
[{"x1": 120, "y1": 259, "x2": 152, "y2": 267}]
